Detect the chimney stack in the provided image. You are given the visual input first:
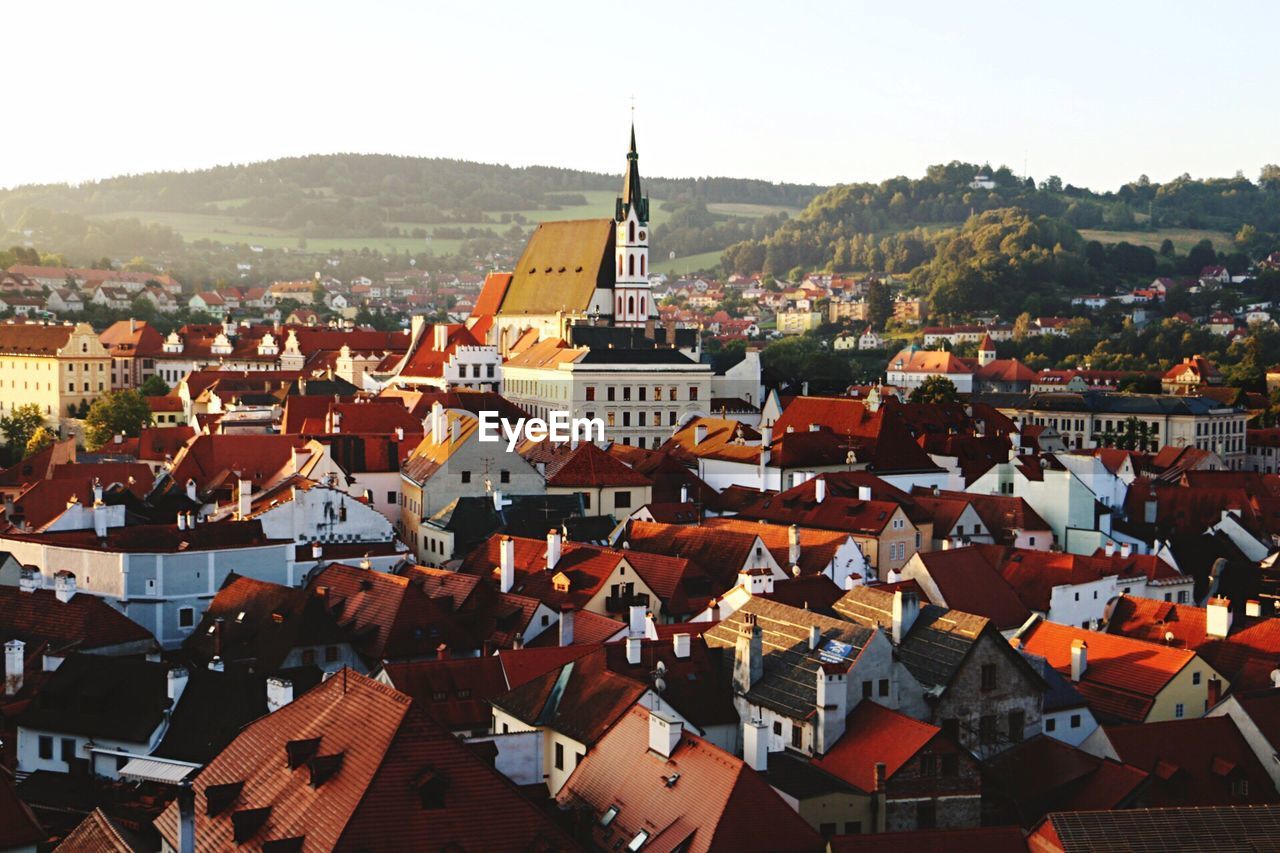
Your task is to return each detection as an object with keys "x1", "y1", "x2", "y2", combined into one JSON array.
[
  {"x1": 1120, "y1": 542, "x2": 1132, "y2": 559},
  {"x1": 238, "y1": 478, "x2": 253, "y2": 519},
  {"x1": 54, "y1": 571, "x2": 76, "y2": 603},
  {"x1": 673, "y1": 633, "x2": 691, "y2": 659},
  {"x1": 1206, "y1": 597, "x2": 1233, "y2": 639},
  {"x1": 177, "y1": 512, "x2": 187, "y2": 531},
  {"x1": 18, "y1": 569, "x2": 37, "y2": 594},
  {"x1": 733, "y1": 614, "x2": 764, "y2": 693},
  {"x1": 742, "y1": 717, "x2": 768, "y2": 772},
  {"x1": 693, "y1": 423, "x2": 707, "y2": 446},
  {"x1": 680, "y1": 484, "x2": 689, "y2": 504},
  {"x1": 1104, "y1": 541, "x2": 1115, "y2": 558},
  {"x1": 499, "y1": 536, "x2": 515, "y2": 593},
  {"x1": 311, "y1": 542, "x2": 322, "y2": 560},
  {"x1": 858, "y1": 485, "x2": 872, "y2": 501},
  {"x1": 815, "y1": 664, "x2": 847, "y2": 755},
  {"x1": 167, "y1": 666, "x2": 189, "y2": 705},
  {"x1": 559, "y1": 605, "x2": 576, "y2": 647},
  {"x1": 626, "y1": 635, "x2": 642, "y2": 666},
  {"x1": 1070, "y1": 639, "x2": 1088, "y2": 682},
  {"x1": 891, "y1": 590, "x2": 918, "y2": 645},
  {"x1": 395, "y1": 426, "x2": 404, "y2": 442},
  {"x1": 648, "y1": 709, "x2": 682, "y2": 758},
  {"x1": 186, "y1": 478, "x2": 198, "y2": 503},
  {"x1": 809, "y1": 625, "x2": 822, "y2": 651},
  {"x1": 4, "y1": 639, "x2": 23, "y2": 696},
  {"x1": 815, "y1": 478, "x2": 826, "y2": 504},
  {"x1": 788, "y1": 524, "x2": 801, "y2": 569},
  {"x1": 266, "y1": 677, "x2": 294, "y2": 712},
  {"x1": 1247, "y1": 600, "x2": 1262, "y2": 618},
  {"x1": 545, "y1": 529, "x2": 562, "y2": 570},
  {"x1": 629, "y1": 605, "x2": 646, "y2": 638}
]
